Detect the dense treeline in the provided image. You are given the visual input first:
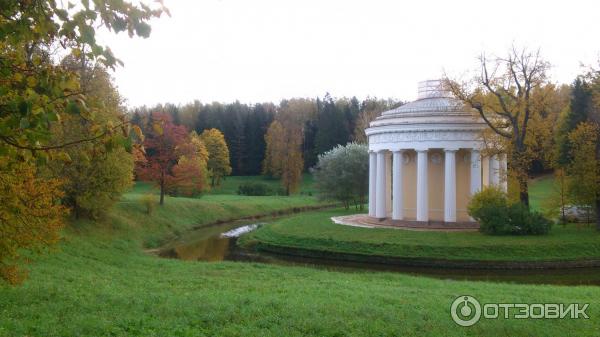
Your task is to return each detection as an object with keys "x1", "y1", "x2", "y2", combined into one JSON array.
[{"x1": 130, "y1": 96, "x2": 402, "y2": 175}]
